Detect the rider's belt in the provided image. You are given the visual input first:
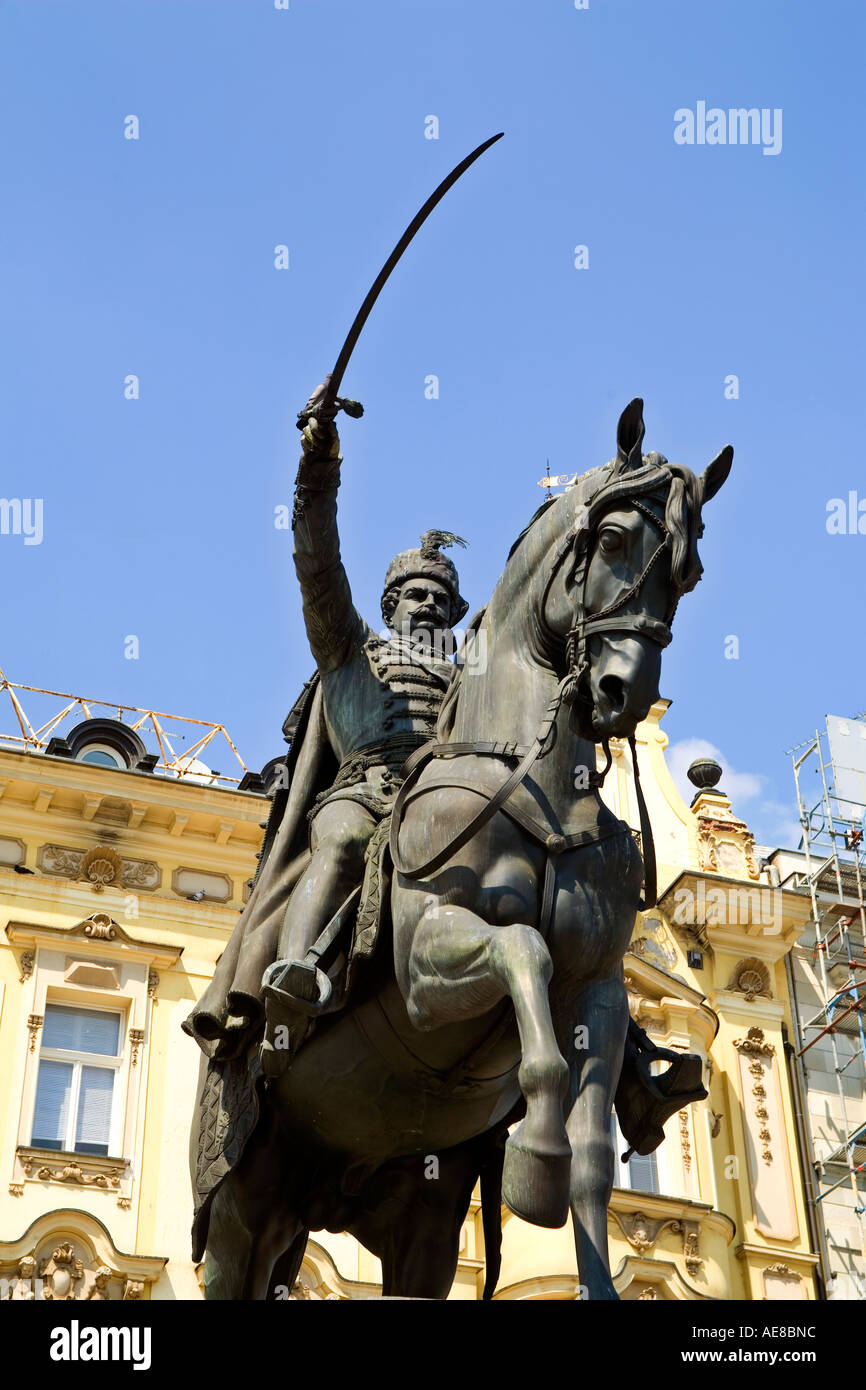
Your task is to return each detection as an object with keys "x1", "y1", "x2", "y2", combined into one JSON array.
[{"x1": 328, "y1": 733, "x2": 431, "y2": 794}]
